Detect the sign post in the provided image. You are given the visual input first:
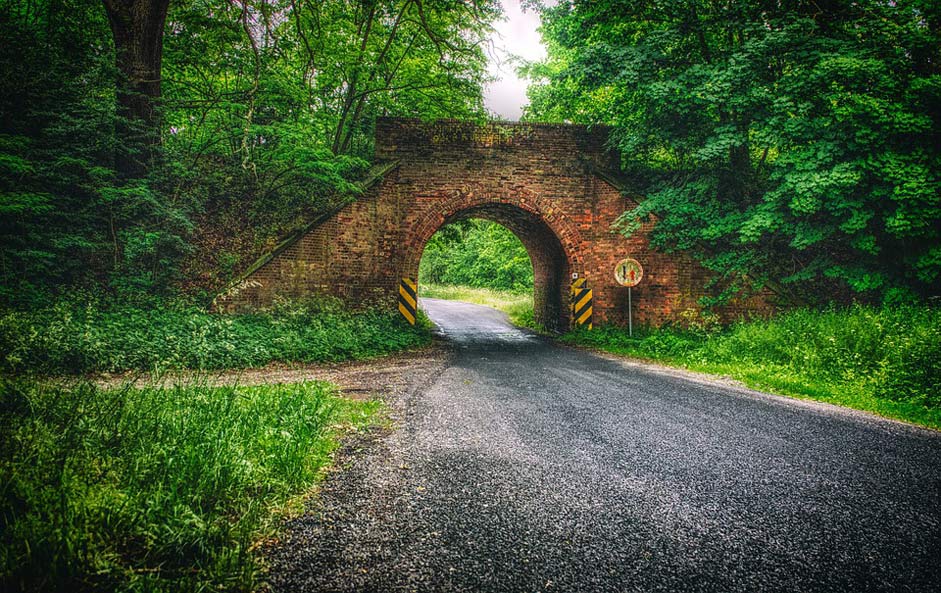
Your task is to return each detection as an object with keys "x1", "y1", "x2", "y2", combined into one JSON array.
[
  {"x1": 628, "y1": 285, "x2": 633, "y2": 337},
  {"x1": 614, "y1": 258, "x2": 644, "y2": 337}
]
